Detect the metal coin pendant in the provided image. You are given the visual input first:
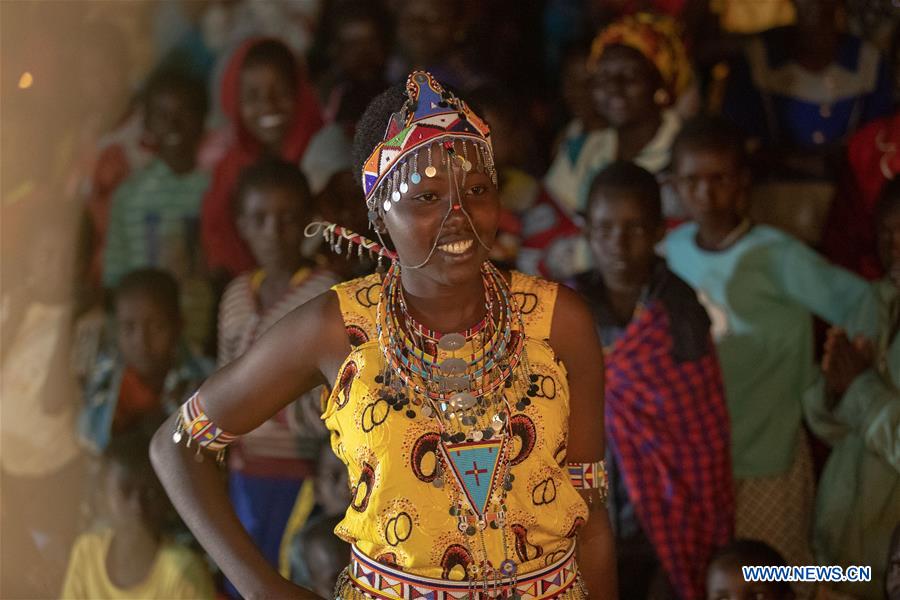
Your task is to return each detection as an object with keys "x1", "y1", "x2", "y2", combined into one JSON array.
[
  {"x1": 172, "y1": 431, "x2": 183, "y2": 444},
  {"x1": 440, "y1": 357, "x2": 467, "y2": 374},
  {"x1": 425, "y1": 166, "x2": 437, "y2": 178},
  {"x1": 410, "y1": 172, "x2": 422, "y2": 184},
  {"x1": 391, "y1": 191, "x2": 401, "y2": 202},
  {"x1": 449, "y1": 392, "x2": 476, "y2": 410},
  {"x1": 383, "y1": 200, "x2": 392, "y2": 212},
  {"x1": 399, "y1": 182, "x2": 409, "y2": 194},
  {"x1": 438, "y1": 333, "x2": 466, "y2": 351}
]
